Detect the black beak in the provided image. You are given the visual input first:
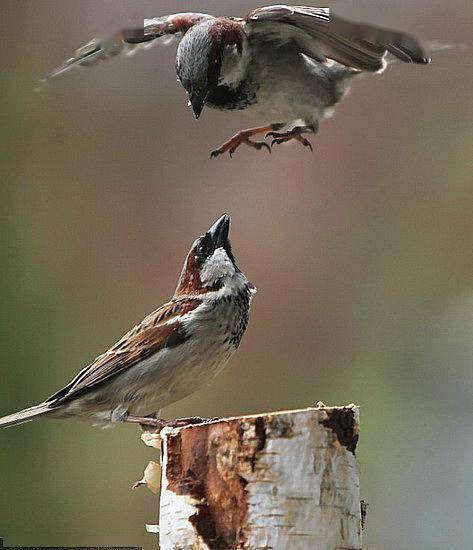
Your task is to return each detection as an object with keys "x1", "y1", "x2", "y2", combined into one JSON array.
[
  {"x1": 189, "y1": 90, "x2": 206, "y2": 119},
  {"x1": 207, "y1": 214, "x2": 230, "y2": 249}
]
